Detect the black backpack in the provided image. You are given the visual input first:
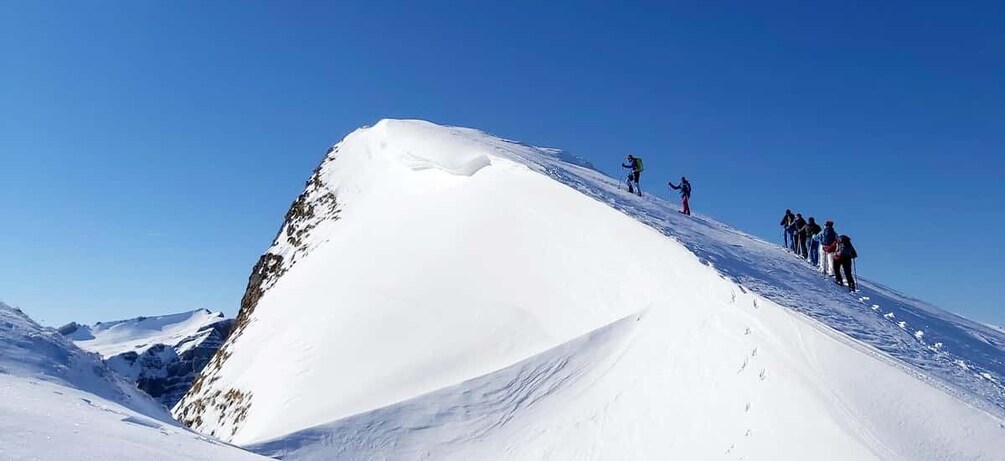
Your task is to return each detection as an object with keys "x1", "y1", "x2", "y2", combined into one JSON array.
[{"x1": 837, "y1": 236, "x2": 858, "y2": 259}]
